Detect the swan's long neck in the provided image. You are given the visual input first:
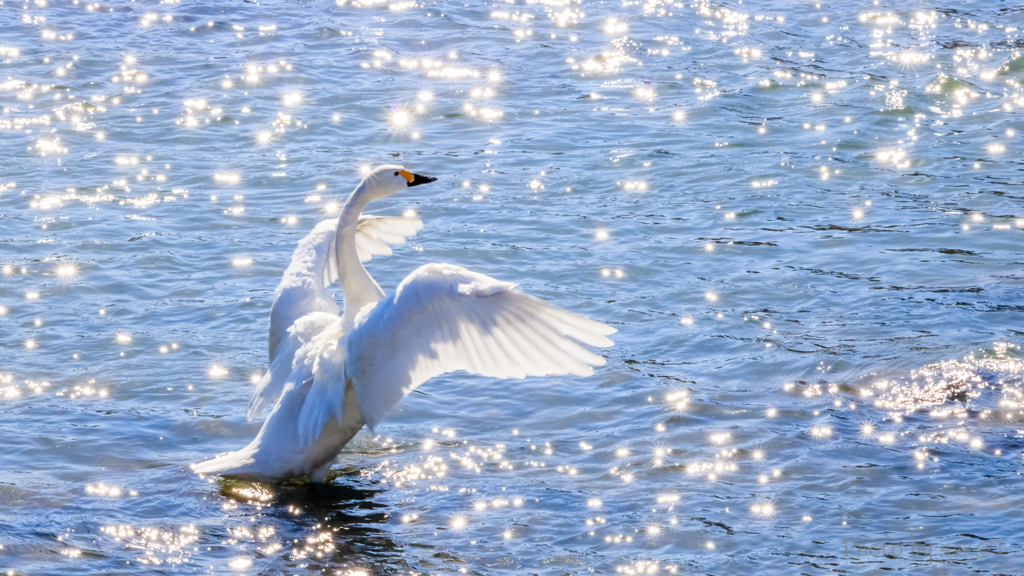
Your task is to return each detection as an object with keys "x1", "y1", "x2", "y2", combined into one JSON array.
[{"x1": 336, "y1": 180, "x2": 385, "y2": 329}]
